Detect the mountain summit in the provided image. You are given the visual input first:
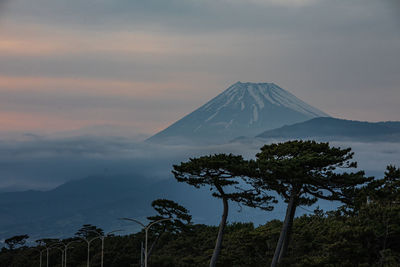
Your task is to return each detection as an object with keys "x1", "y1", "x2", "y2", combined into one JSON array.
[{"x1": 148, "y1": 82, "x2": 329, "y2": 144}]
